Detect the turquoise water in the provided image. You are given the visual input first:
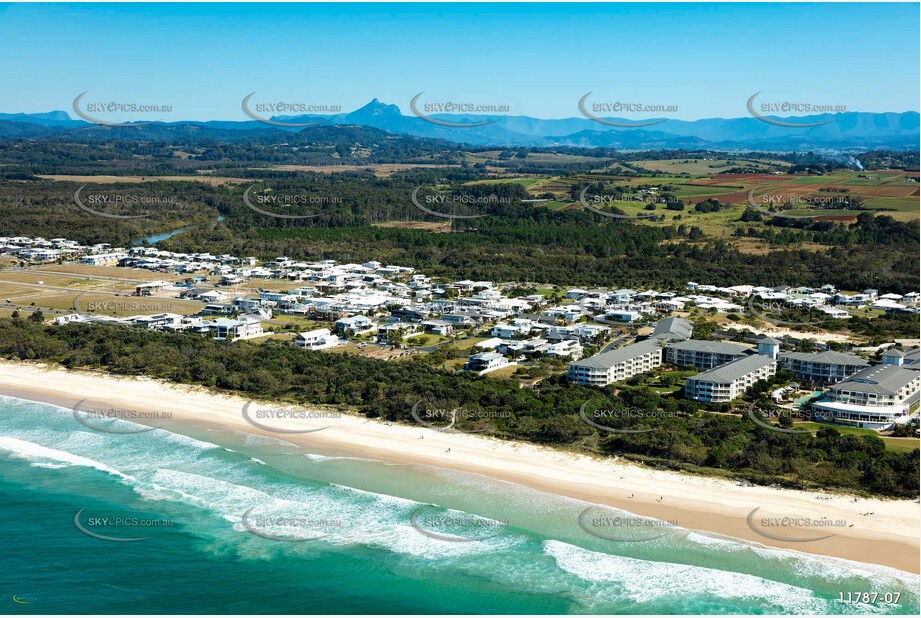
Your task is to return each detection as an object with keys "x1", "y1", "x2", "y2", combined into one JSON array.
[{"x1": 0, "y1": 395, "x2": 918, "y2": 615}]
